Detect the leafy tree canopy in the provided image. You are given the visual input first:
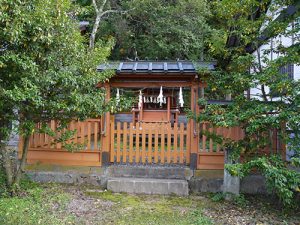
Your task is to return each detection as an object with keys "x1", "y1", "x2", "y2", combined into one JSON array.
[
  {"x1": 198, "y1": 0, "x2": 300, "y2": 206},
  {"x1": 0, "y1": 0, "x2": 114, "y2": 190},
  {"x1": 76, "y1": 0, "x2": 212, "y2": 60}
]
